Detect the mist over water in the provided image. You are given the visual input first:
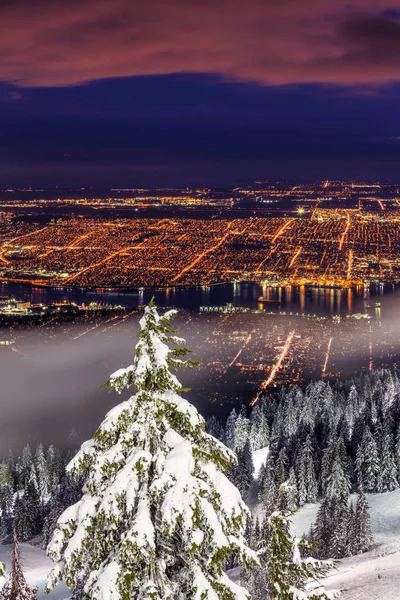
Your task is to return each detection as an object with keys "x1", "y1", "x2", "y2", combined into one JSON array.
[{"x1": 1, "y1": 281, "x2": 400, "y2": 455}]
